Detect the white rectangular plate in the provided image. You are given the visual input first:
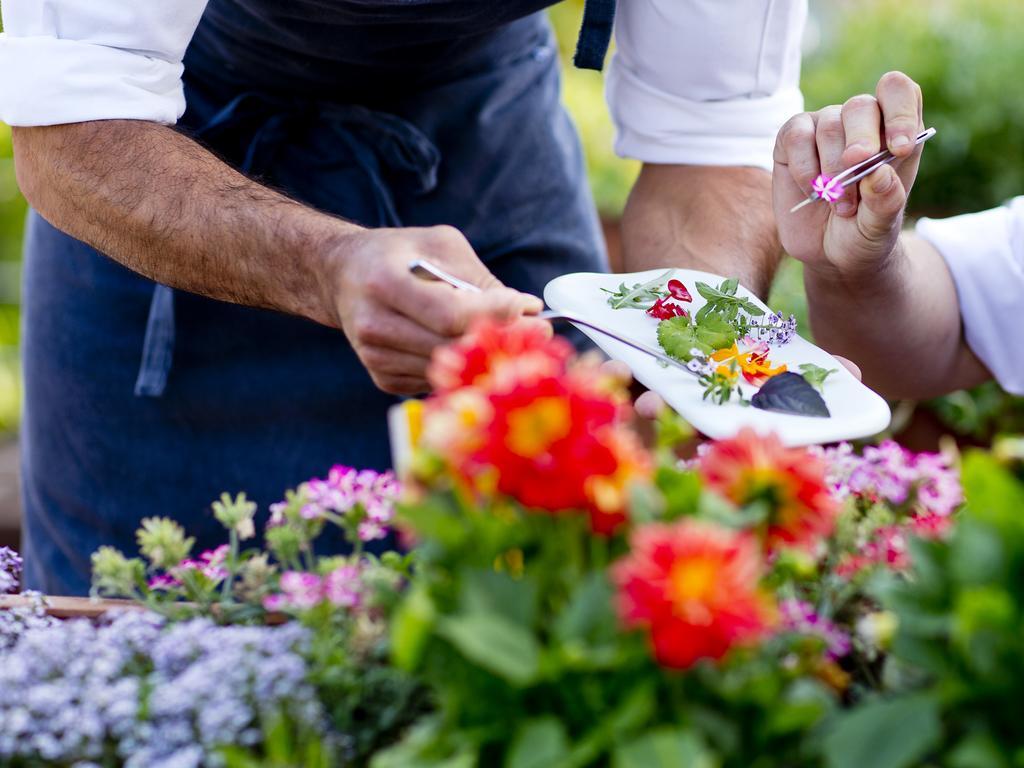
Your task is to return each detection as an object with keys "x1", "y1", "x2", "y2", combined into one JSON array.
[{"x1": 544, "y1": 268, "x2": 891, "y2": 447}]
